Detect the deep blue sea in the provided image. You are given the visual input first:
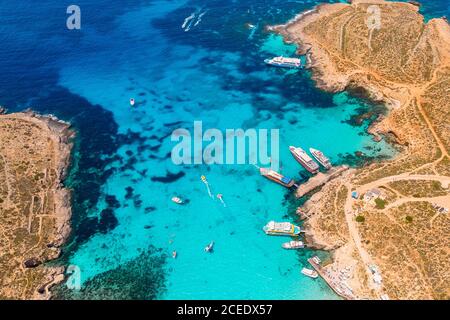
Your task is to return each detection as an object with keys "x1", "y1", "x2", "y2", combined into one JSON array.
[{"x1": 0, "y1": 0, "x2": 448, "y2": 300}]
